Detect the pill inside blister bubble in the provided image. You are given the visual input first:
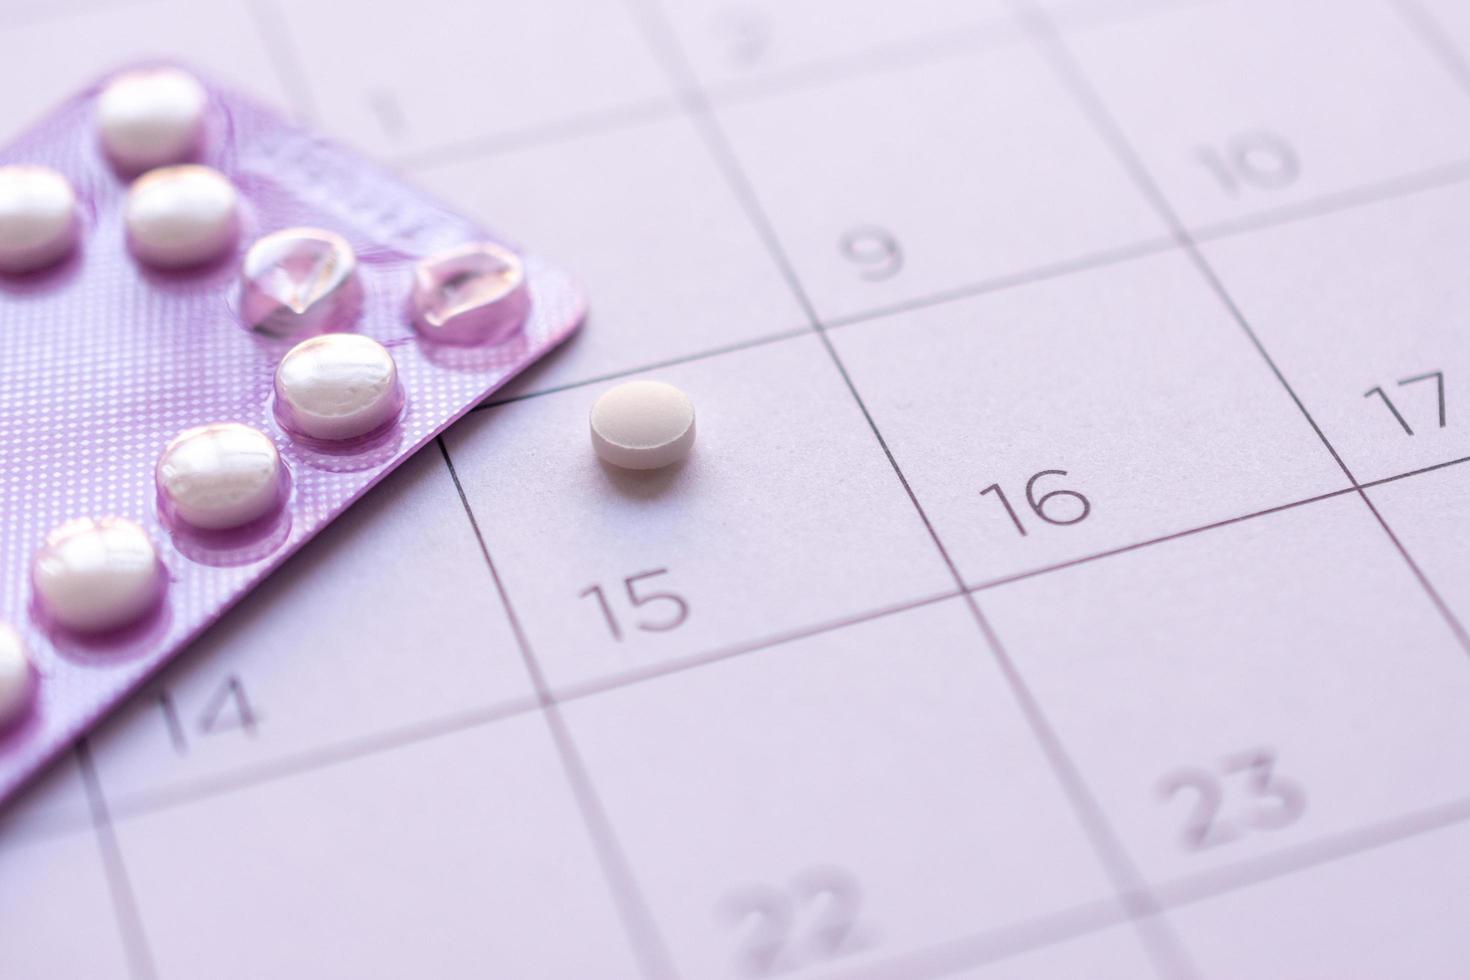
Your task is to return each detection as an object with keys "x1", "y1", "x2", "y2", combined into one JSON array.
[
  {"x1": 31, "y1": 518, "x2": 165, "y2": 635},
  {"x1": 125, "y1": 164, "x2": 238, "y2": 269},
  {"x1": 156, "y1": 423, "x2": 288, "y2": 531},
  {"x1": 241, "y1": 227, "x2": 362, "y2": 336},
  {"x1": 410, "y1": 242, "x2": 530, "y2": 345},
  {"x1": 0, "y1": 165, "x2": 79, "y2": 274},
  {"x1": 590, "y1": 380, "x2": 696, "y2": 470},
  {"x1": 0, "y1": 623, "x2": 36, "y2": 730},
  {"x1": 97, "y1": 67, "x2": 207, "y2": 173},
  {"x1": 274, "y1": 333, "x2": 404, "y2": 443}
]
